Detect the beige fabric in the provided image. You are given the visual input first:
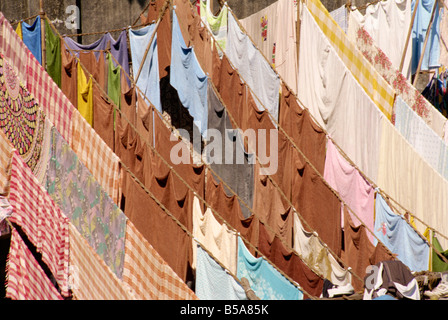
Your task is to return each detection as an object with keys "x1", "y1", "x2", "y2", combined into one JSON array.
[{"x1": 192, "y1": 196, "x2": 237, "y2": 275}]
